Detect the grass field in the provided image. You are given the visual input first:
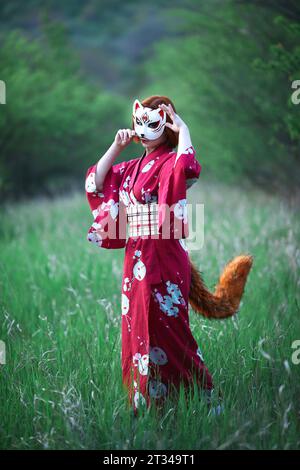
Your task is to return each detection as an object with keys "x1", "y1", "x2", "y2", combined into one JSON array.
[{"x1": 0, "y1": 180, "x2": 299, "y2": 450}]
